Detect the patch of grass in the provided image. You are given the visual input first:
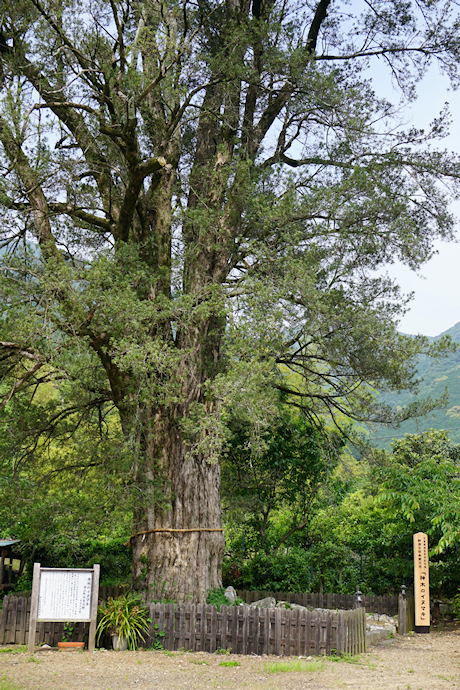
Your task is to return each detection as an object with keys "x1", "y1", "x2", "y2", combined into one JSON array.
[
  {"x1": 190, "y1": 659, "x2": 209, "y2": 666},
  {"x1": 0, "y1": 677, "x2": 22, "y2": 690},
  {"x1": 0, "y1": 646, "x2": 27, "y2": 655},
  {"x1": 214, "y1": 647, "x2": 230, "y2": 655},
  {"x1": 265, "y1": 659, "x2": 324, "y2": 674},
  {"x1": 27, "y1": 657, "x2": 40, "y2": 663},
  {"x1": 329, "y1": 653, "x2": 362, "y2": 664},
  {"x1": 218, "y1": 660, "x2": 240, "y2": 667},
  {"x1": 328, "y1": 652, "x2": 377, "y2": 669}
]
